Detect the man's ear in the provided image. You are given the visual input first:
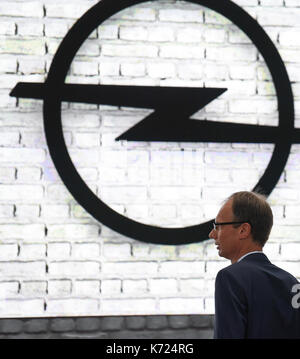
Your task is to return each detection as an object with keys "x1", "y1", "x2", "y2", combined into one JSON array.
[{"x1": 239, "y1": 222, "x2": 251, "y2": 239}]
